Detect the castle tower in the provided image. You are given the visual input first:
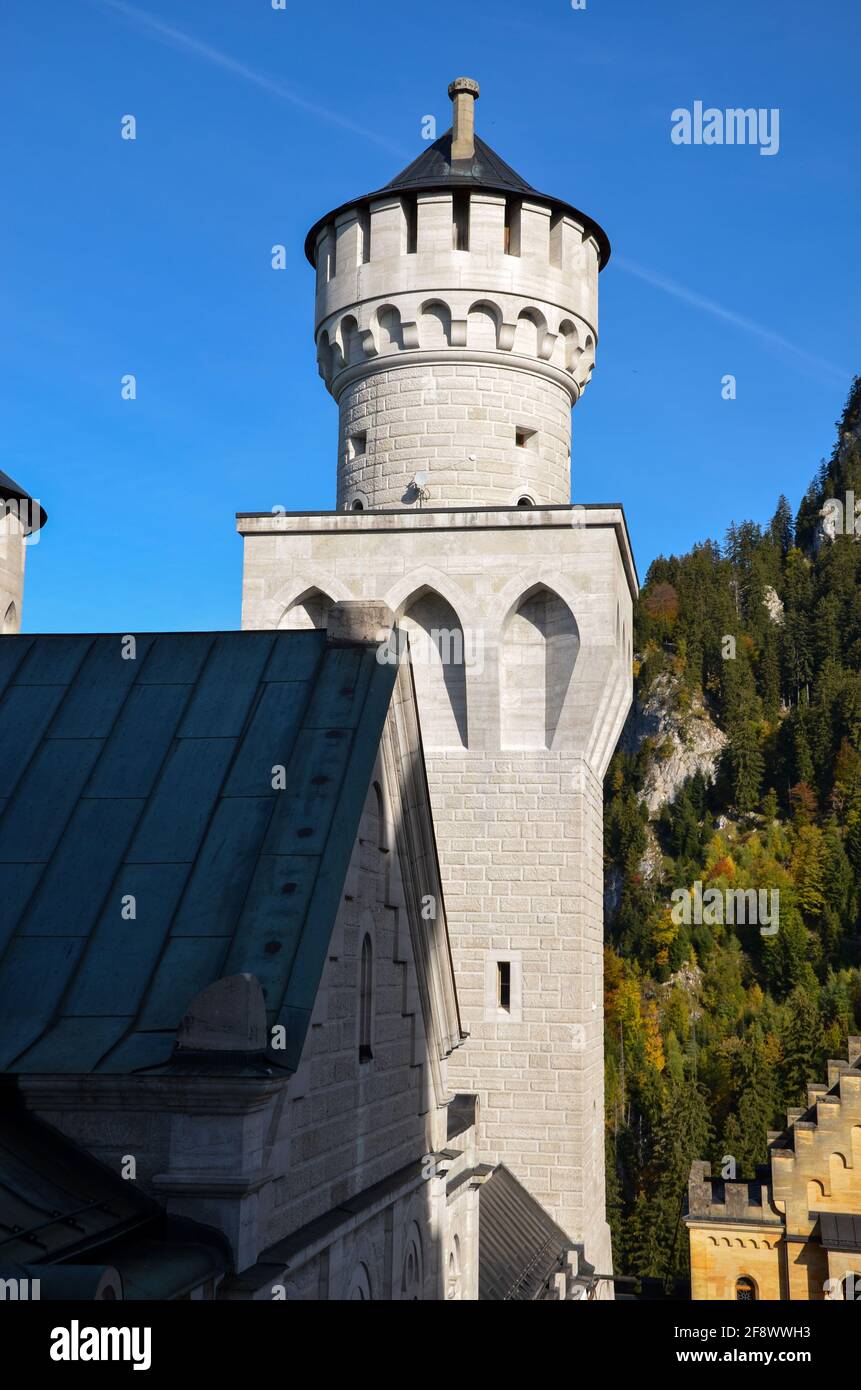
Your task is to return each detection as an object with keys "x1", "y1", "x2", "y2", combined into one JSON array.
[
  {"x1": 238, "y1": 79, "x2": 636, "y2": 1280},
  {"x1": 305, "y1": 76, "x2": 607, "y2": 513},
  {"x1": 0, "y1": 471, "x2": 46, "y2": 633}
]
